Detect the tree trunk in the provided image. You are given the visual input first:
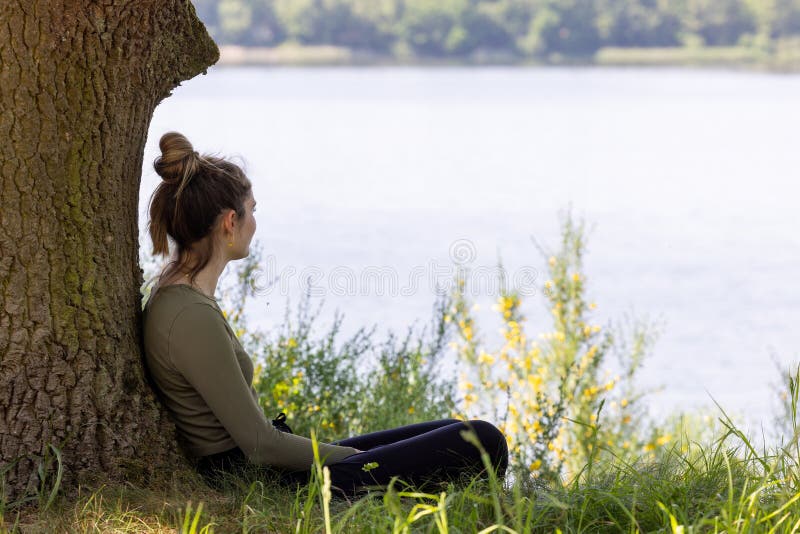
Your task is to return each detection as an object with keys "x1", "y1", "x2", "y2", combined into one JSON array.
[{"x1": 0, "y1": 1, "x2": 218, "y2": 500}]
